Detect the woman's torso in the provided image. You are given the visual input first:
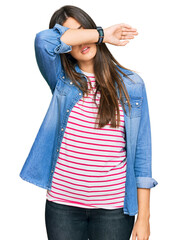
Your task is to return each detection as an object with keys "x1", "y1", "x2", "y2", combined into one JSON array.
[{"x1": 46, "y1": 70, "x2": 127, "y2": 209}]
